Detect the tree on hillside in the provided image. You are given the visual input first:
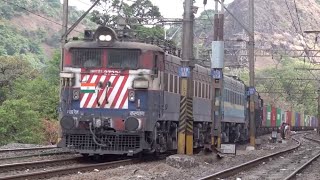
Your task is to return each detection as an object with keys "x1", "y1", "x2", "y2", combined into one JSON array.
[
  {"x1": 90, "y1": 0, "x2": 164, "y2": 40},
  {"x1": 90, "y1": 0, "x2": 161, "y2": 26},
  {"x1": 0, "y1": 56, "x2": 31, "y2": 94},
  {"x1": 0, "y1": 99, "x2": 42, "y2": 145},
  {"x1": 44, "y1": 51, "x2": 60, "y2": 86}
]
